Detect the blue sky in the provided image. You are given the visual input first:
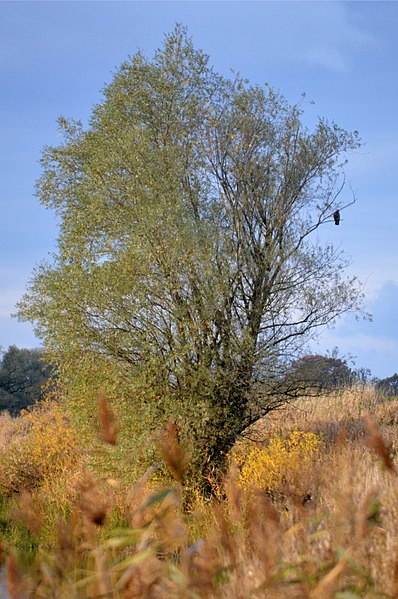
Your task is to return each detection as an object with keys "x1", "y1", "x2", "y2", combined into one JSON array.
[{"x1": 0, "y1": 1, "x2": 397, "y2": 378}]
